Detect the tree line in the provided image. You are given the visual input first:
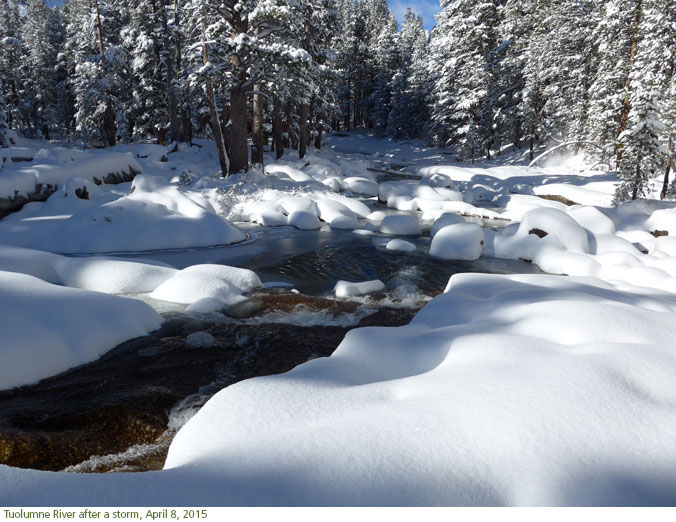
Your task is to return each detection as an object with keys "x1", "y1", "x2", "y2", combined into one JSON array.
[{"x1": 1, "y1": 0, "x2": 675, "y2": 202}]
